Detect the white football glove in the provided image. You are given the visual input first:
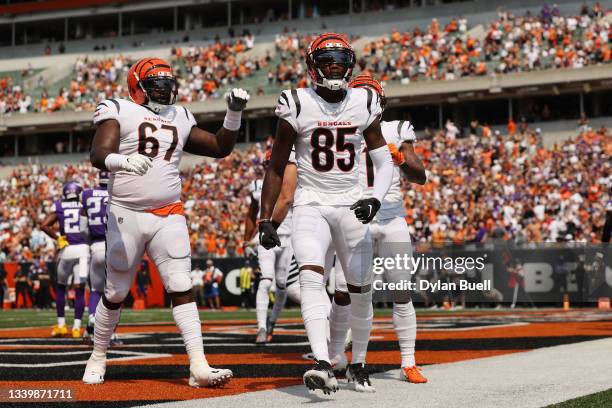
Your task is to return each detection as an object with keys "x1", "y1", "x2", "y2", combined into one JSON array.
[
  {"x1": 225, "y1": 88, "x2": 250, "y2": 111},
  {"x1": 123, "y1": 153, "x2": 153, "y2": 176}
]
